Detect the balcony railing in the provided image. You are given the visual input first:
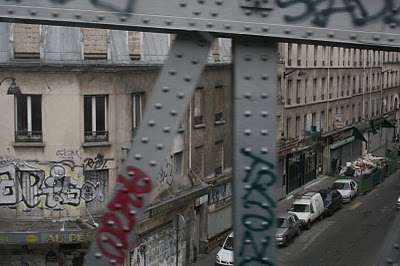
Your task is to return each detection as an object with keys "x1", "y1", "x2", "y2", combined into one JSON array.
[
  {"x1": 15, "y1": 131, "x2": 43, "y2": 143},
  {"x1": 84, "y1": 131, "x2": 109, "y2": 142}
]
